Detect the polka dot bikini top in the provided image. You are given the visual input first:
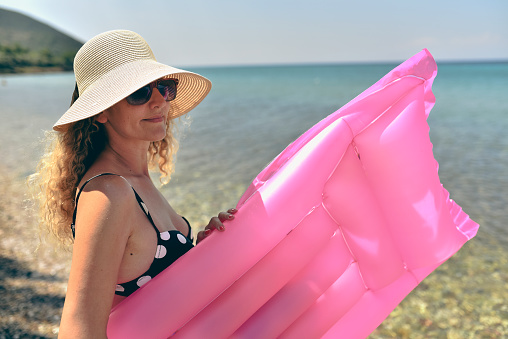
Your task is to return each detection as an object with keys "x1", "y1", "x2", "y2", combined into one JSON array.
[{"x1": 71, "y1": 173, "x2": 194, "y2": 297}]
